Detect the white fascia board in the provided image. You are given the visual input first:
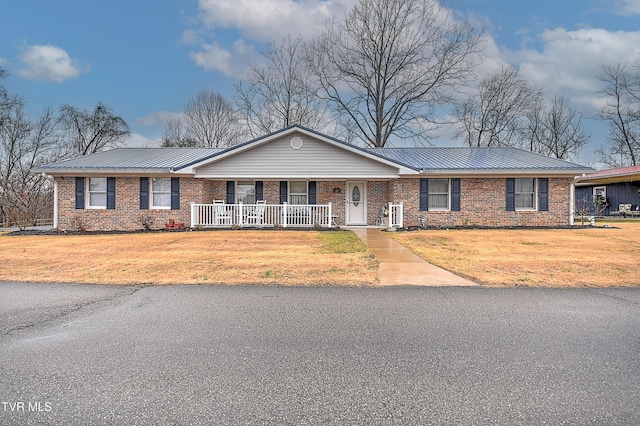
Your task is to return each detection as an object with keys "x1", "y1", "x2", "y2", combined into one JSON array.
[
  {"x1": 193, "y1": 173, "x2": 401, "y2": 180},
  {"x1": 411, "y1": 169, "x2": 592, "y2": 177},
  {"x1": 41, "y1": 168, "x2": 178, "y2": 177}
]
